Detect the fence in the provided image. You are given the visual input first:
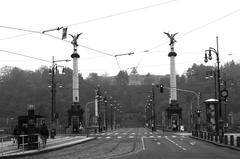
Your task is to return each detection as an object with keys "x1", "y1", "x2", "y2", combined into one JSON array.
[
  {"x1": 192, "y1": 131, "x2": 240, "y2": 149},
  {"x1": 0, "y1": 134, "x2": 40, "y2": 156}
]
